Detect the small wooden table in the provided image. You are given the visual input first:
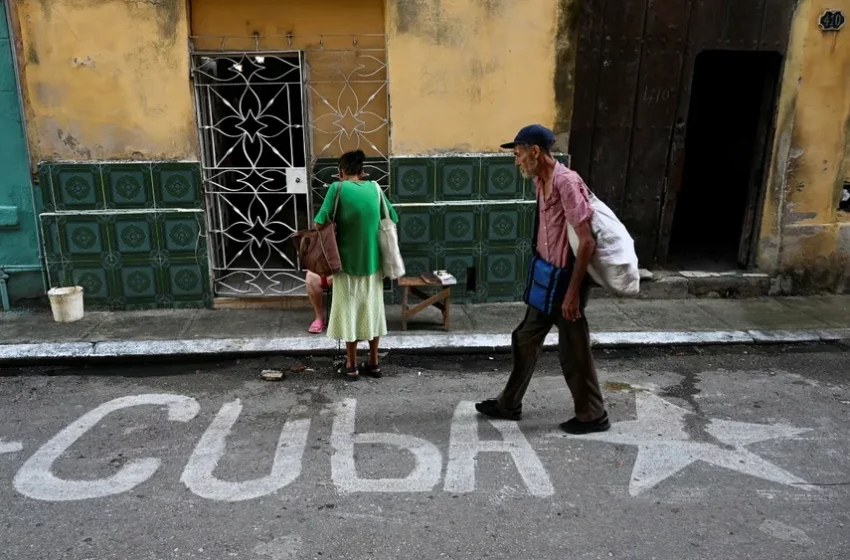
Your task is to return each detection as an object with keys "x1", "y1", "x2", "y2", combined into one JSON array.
[{"x1": 399, "y1": 276, "x2": 451, "y2": 331}]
